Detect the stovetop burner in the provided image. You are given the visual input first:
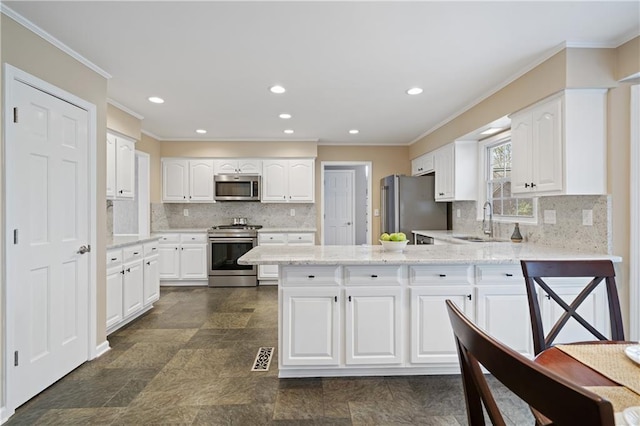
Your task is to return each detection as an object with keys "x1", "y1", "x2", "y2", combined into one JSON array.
[{"x1": 210, "y1": 224, "x2": 263, "y2": 230}]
